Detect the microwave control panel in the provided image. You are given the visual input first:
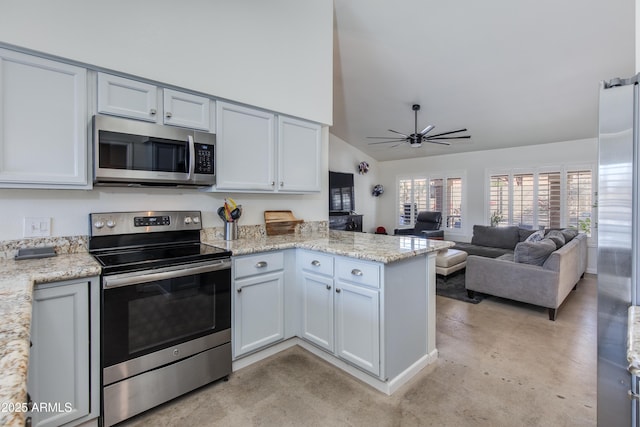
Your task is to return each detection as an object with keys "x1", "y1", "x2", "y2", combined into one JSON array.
[{"x1": 194, "y1": 143, "x2": 214, "y2": 175}]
